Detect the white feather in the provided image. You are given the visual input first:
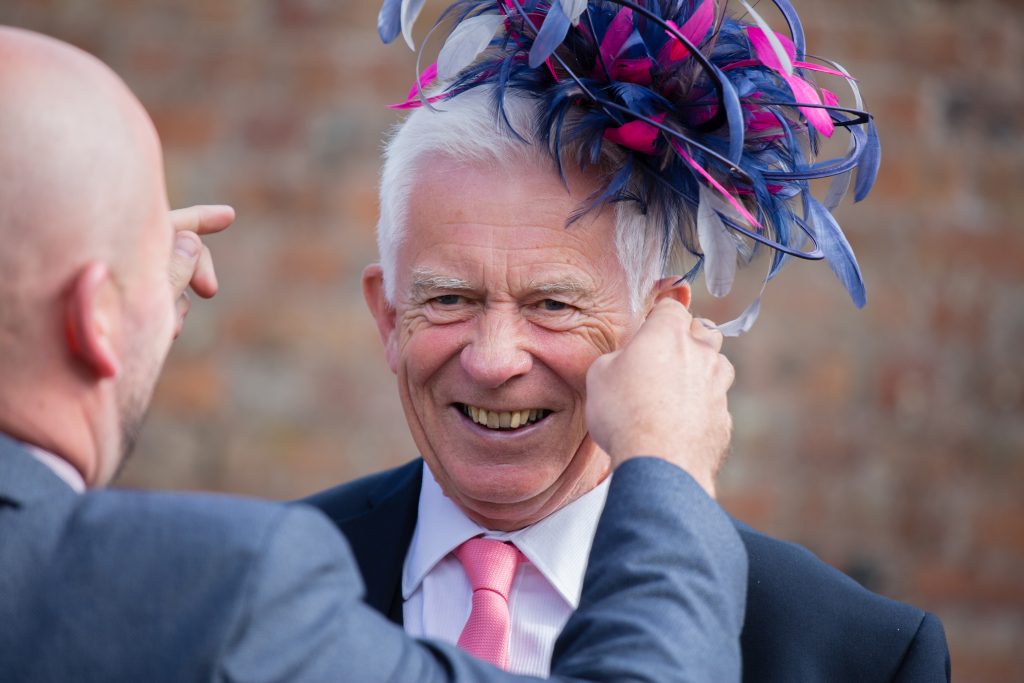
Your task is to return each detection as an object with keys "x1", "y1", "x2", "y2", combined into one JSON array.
[
  {"x1": 716, "y1": 297, "x2": 762, "y2": 337},
  {"x1": 823, "y1": 167, "x2": 853, "y2": 210},
  {"x1": 697, "y1": 186, "x2": 739, "y2": 298},
  {"x1": 437, "y1": 14, "x2": 505, "y2": 81},
  {"x1": 740, "y1": 0, "x2": 793, "y2": 75},
  {"x1": 825, "y1": 58, "x2": 863, "y2": 109},
  {"x1": 401, "y1": 0, "x2": 427, "y2": 50},
  {"x1": 821, "y1": 59, "x2": 861, "y2": 210},
  {"x1": 560, "y1": 0, "x2": 588, "y2": 26}
]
